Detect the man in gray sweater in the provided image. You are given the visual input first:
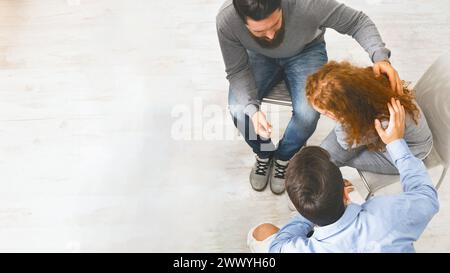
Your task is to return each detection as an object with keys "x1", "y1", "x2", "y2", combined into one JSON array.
[{"x1": 216, "y1": 0, "x2": 402, "y2": 194}]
